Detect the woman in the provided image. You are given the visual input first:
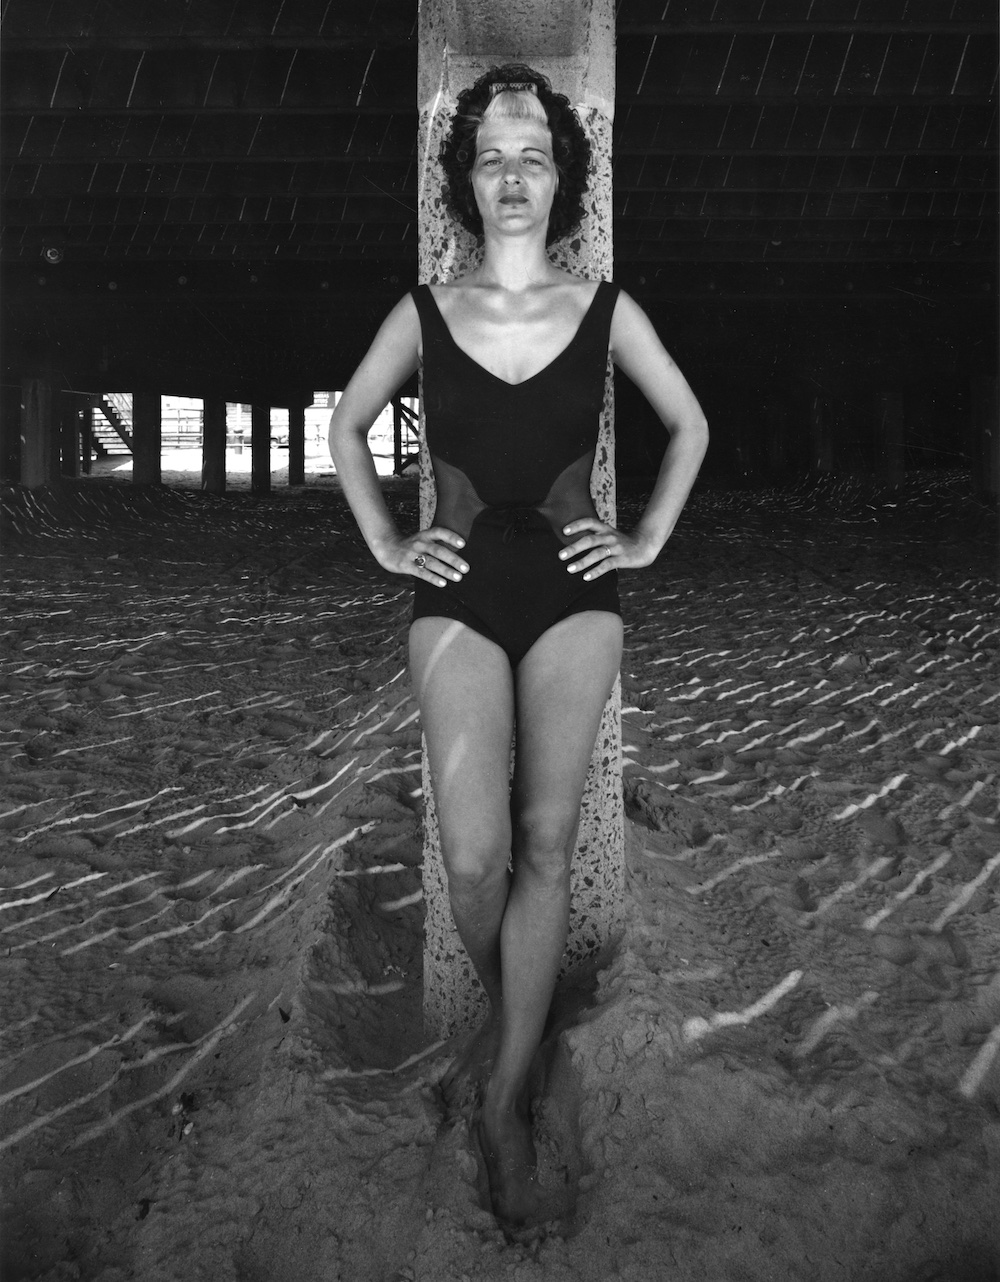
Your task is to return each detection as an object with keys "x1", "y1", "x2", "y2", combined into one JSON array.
[{"x1": 329, "y1": 64, "x2": 708, "y2": 1228}]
